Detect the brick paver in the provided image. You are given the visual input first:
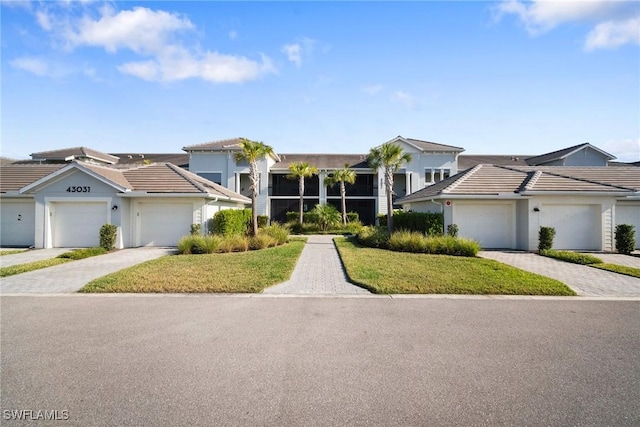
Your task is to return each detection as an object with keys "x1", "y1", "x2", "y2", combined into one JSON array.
[
  {"x1": 590, "y1": 253, "x2": 640, "y2": 269},
  {"x1": 0, "y1": 247, "x2": 174, "y2": 293},
  {"x1": 263, "y1": 235, "x2": 370, "y2": 295},
  {"x1": 0, "y1": 248, "x2": 70, "y2": 268},
  {"x1": 479, "y1": 251, "x2": 640, "y2": 297}
]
